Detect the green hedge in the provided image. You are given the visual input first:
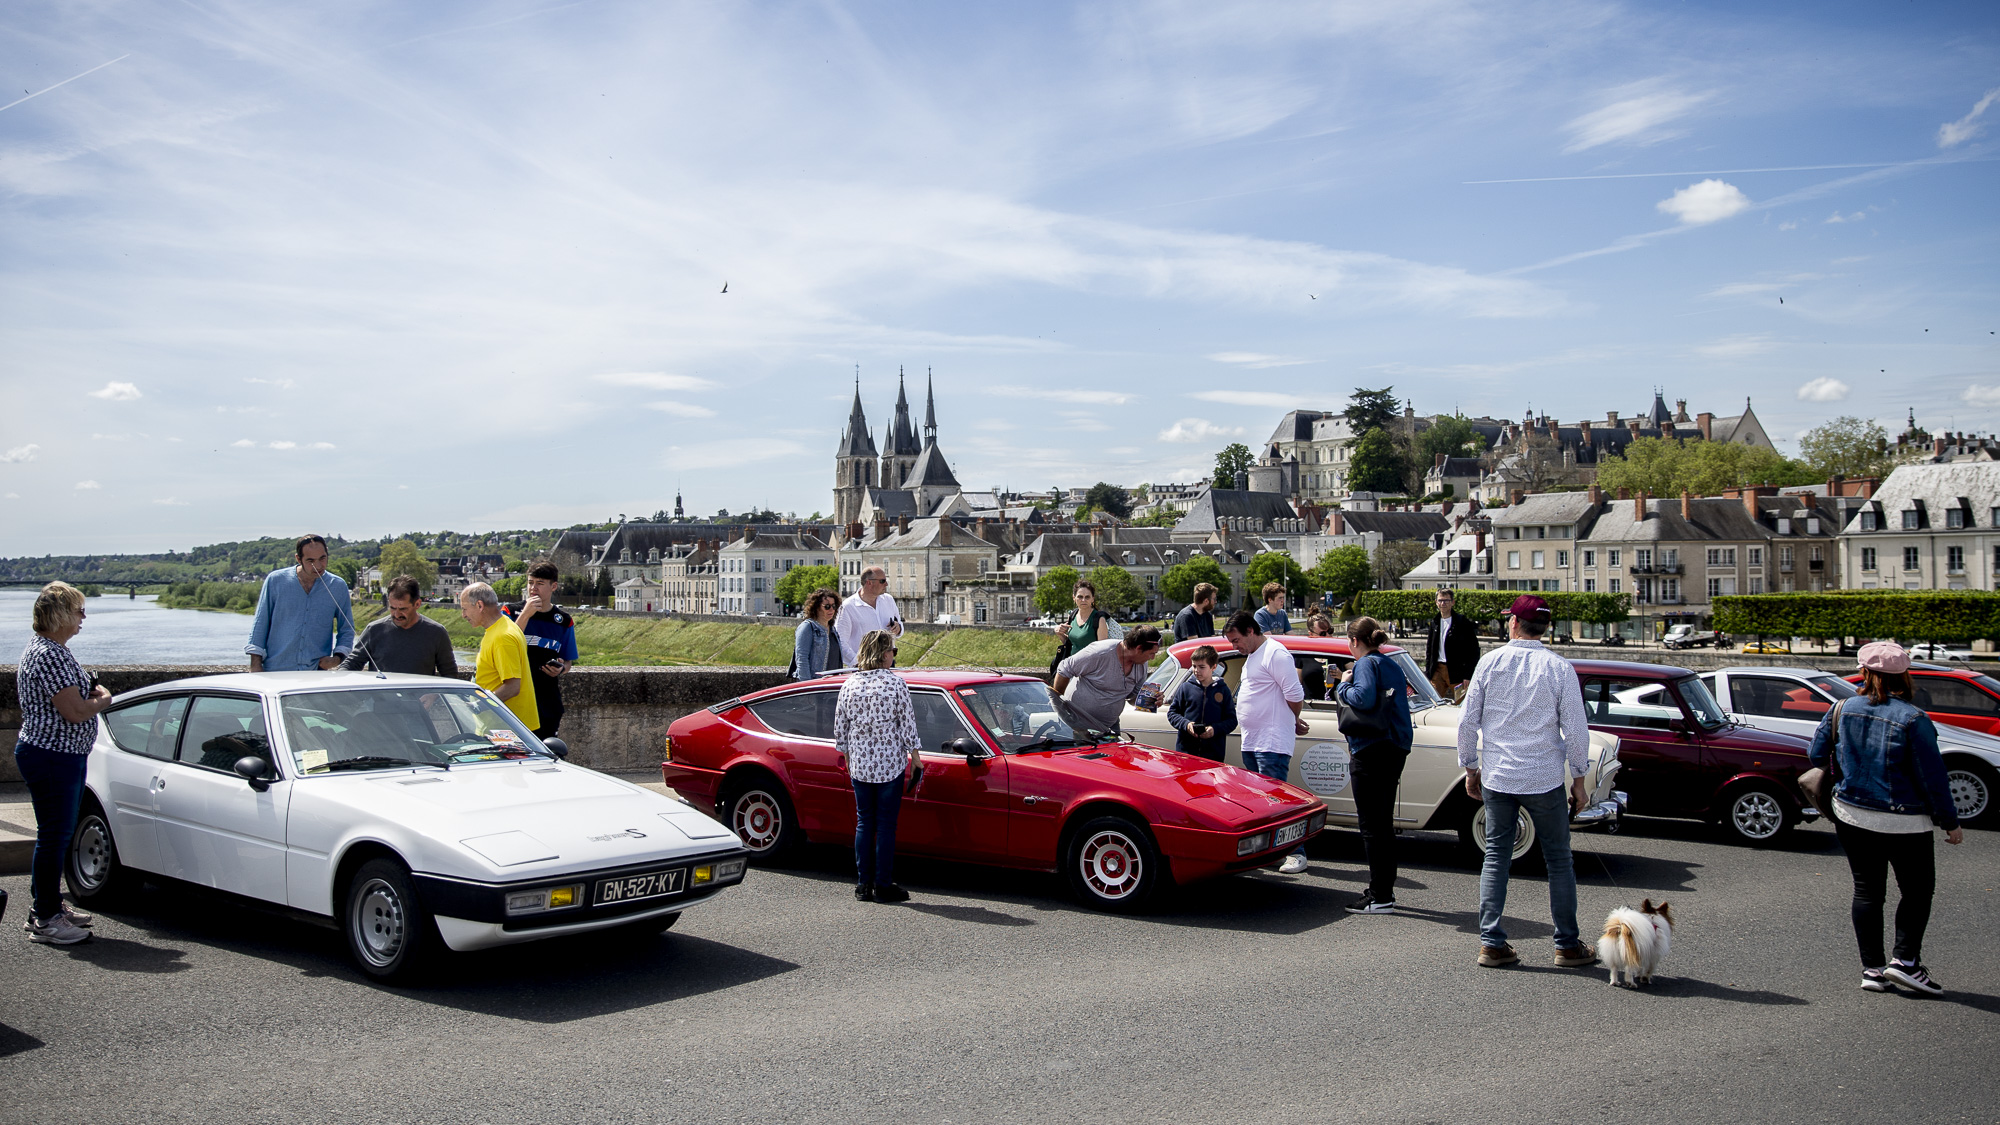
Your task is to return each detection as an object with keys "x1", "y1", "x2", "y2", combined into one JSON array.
[
  {"x1": 1711, "y1": 591, "x2": 2000, "y2": 641},
  {"x1": 1353, "y1": 590, "x2": 1629, "y2": 625}
]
